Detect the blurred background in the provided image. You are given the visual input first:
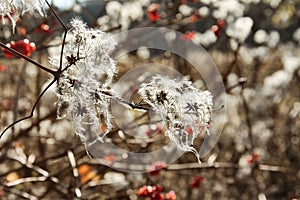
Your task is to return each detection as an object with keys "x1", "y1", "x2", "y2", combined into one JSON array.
[{"x1": 0, "y1": 0, "x2": 299, "y2": 199}]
